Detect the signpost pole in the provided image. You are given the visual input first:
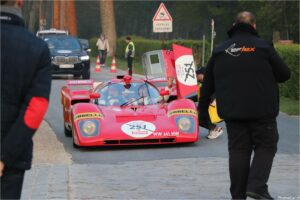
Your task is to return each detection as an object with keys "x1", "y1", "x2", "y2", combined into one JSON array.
[
  {"x1": 211, "y1": 19, "x2": 214, "y2": 55},
  {"x1": 162, "y1": 33, "x2": 164, "y2": 49}
]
